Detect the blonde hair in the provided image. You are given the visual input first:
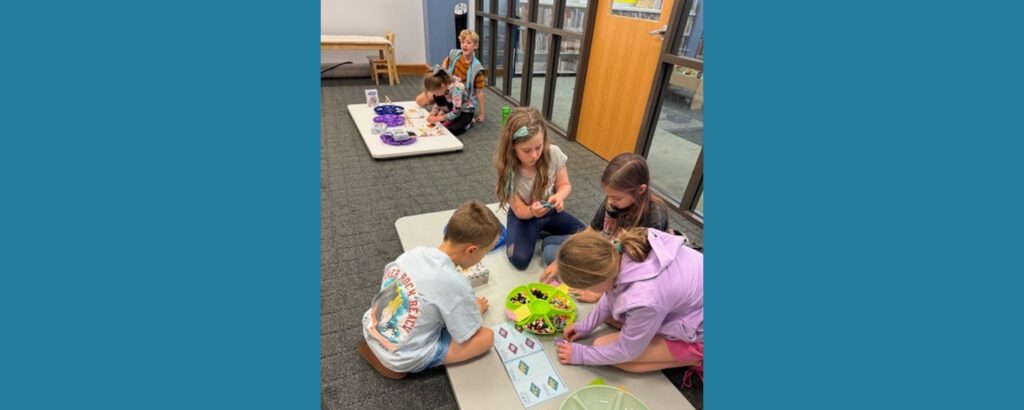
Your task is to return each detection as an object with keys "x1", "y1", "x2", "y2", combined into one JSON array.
[
  {"x1": 494, "y1": 106, "x2": 550, "y2": 209},
  {"x1": 459, "y1": 29, "x2": 479, "y2": 44},
  {"x1": 445, "y1": 200, "x2": 503, "y2": 248},
  {"x1": 557, "y1": 228, "x2": 652, "y2": 289},
  {"x1": 602, "y1": 153, "x2": 667, "y2": 234}
]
